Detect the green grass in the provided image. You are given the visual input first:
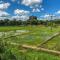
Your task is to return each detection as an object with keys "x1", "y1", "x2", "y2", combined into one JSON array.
[
  {"x1": 8, "y1": 44, "x2": 60, "y2": 60},
  {"x1": 1, "y1": 26, "x2": 60, "y2": 60},
  {"x1": 42, "y1": 35, "x2": 60, "y2": 51},
  {"x1": 0, "y1": 25, "x2": 60, "y2": 32},
  {"x1": 2, "y1": 26, "x2": 60, "y2": 46}
]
